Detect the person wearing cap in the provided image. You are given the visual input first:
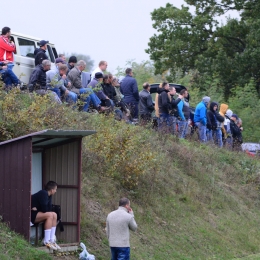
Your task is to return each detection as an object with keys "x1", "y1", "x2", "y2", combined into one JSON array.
[
  {"x1": 0, "y1": 27, "x2": 16, "y2": 65},
  {"x1": 34, "y1": 40, "x2": 49, "y2": 66},
  {"x1": 67, "y1": 56, "x2": 77, "y2": 73},
  {"x1": 88, "y1": 72, "x2": 112, "y2": 107},
  {"x1": 194, "y1": 96, "x2": 211, "y2": 142}
]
